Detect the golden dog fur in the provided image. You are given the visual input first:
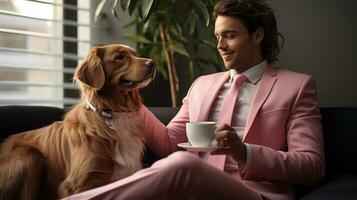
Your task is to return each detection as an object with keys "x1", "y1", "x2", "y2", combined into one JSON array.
[{"x1": 0, "y1": 44, "x2": 155, "y2": 200}]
